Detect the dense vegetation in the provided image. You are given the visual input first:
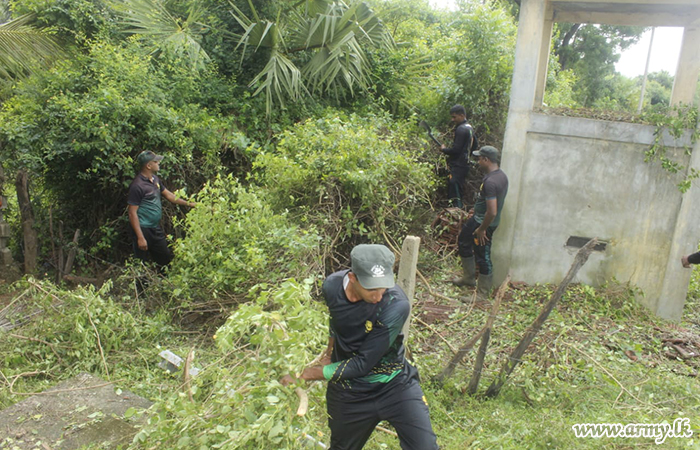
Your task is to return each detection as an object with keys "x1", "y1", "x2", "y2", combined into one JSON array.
[{"x1": 1, "y1": 0, "x2": 700, "y2": 449}]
